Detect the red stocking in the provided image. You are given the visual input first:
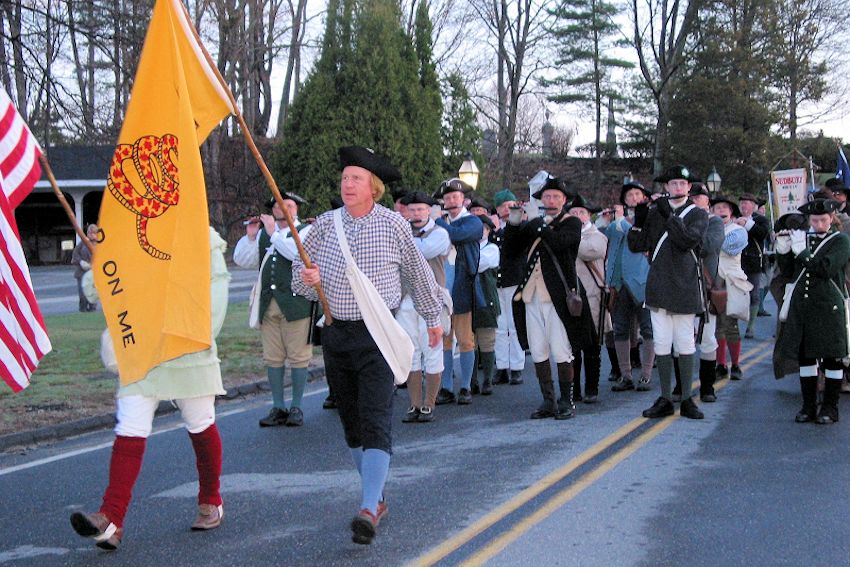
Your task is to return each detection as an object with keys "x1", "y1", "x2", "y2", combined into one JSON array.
[
  {"x1": 100, "y1": 436, "x2": 146, "y2": 527},
  {"x1": 189, "y1": 424, "x2": 223, "y2": 506}
]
